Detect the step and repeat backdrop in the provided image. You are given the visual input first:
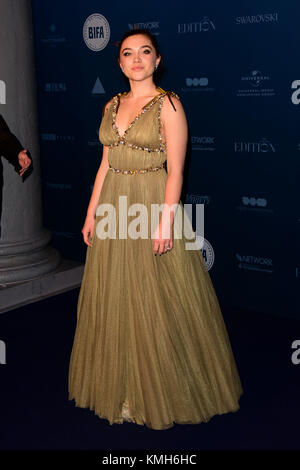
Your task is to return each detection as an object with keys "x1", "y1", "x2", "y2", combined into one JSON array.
[{"x1": 31, "y1": 0, "x2": 300, "y2": 319}]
